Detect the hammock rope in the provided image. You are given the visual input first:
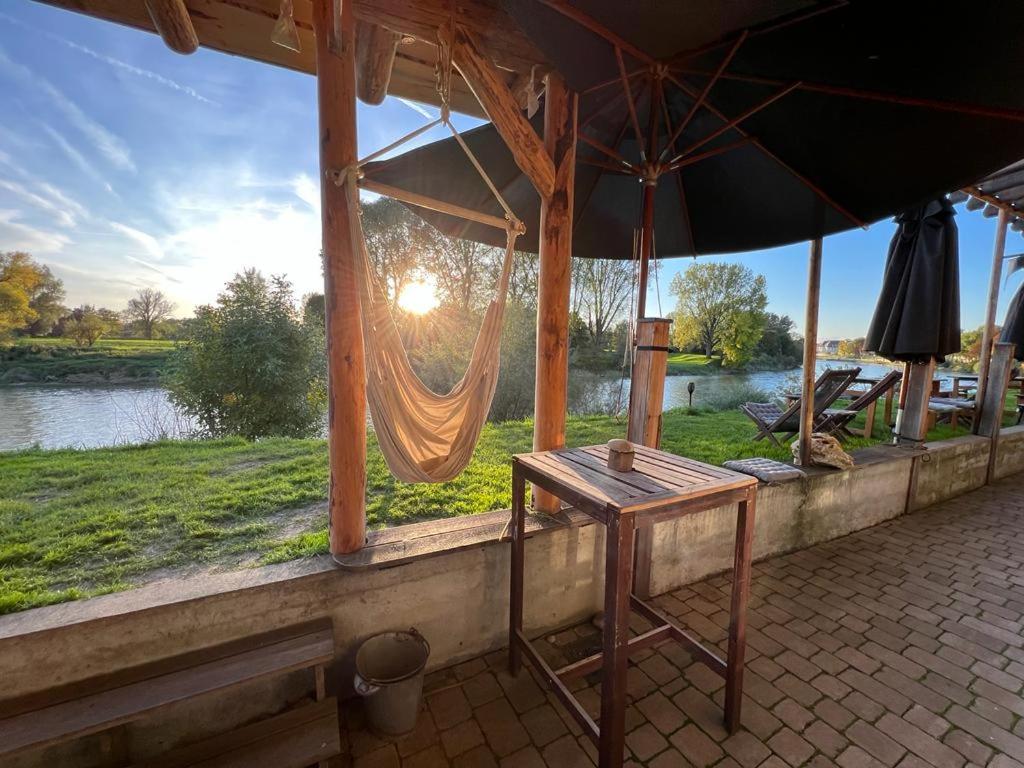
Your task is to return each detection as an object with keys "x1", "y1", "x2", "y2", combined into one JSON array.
[{"x1": 332, "y1": 25, "x2": 524, "y2": 483}]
